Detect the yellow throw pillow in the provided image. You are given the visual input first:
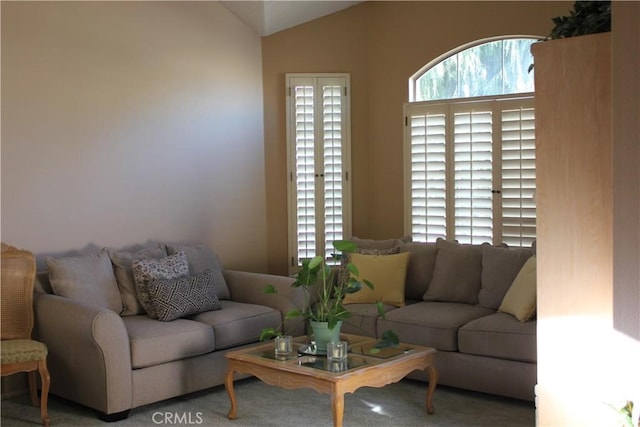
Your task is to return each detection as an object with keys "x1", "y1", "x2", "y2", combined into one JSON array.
[
  {"x1": 343, "y1": 252, "x2": 411, "y2": 307},
  {"x1": 499, "y1": 256, "x2": 537, "y2": 322}
]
